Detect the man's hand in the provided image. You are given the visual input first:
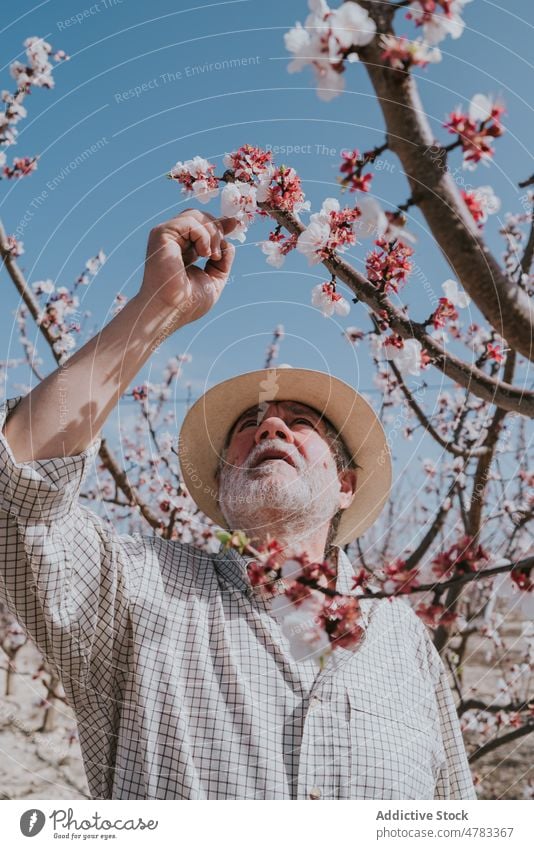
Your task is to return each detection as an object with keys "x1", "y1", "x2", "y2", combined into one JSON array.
[{"x1": 139, "y1": 209, "x2": 238, "y2": 324}]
